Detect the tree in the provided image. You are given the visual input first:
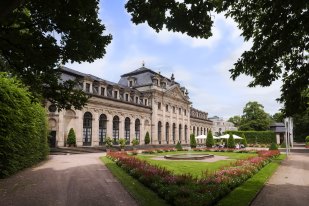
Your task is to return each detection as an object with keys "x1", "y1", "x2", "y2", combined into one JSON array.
[
  {"x1": 144, "y1": 131, "x2": 150, "y2": 144},
  {"x1": 293, "y1": 110, "x2": 309, "y2": 142},
  {"x1": 227, "y1": 133, "x2": 235, "y2": 148},
  {"x1": 227, "y1": 115, "x2": 242, "y2": 127},
  {"x1": 190, "y1": 134, "x2": 197, "y2": 148},
  {"x1": 239, "y1": 101, "x2": 272, "y2": 131},
  {"x1": 0, "y1": 0, "x2": 112, "y2": 110},
  {"x1": 206, "y1": 130, "x2": 214, "y2": 148},
  {"x1": 272, "y1": 112, "x2": 284, "y2": 123},
  {"x1": 67, "y1": 128, "x2": 76, "y2": 147},
  {"x1": 125, "y1": 0, "x2": 309, "y2": 116}
]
